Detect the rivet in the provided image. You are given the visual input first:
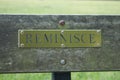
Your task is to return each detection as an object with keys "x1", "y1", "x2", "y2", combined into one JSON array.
[{"x1": 60, "y1": 59, "x2": 66, "y2": 65}]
